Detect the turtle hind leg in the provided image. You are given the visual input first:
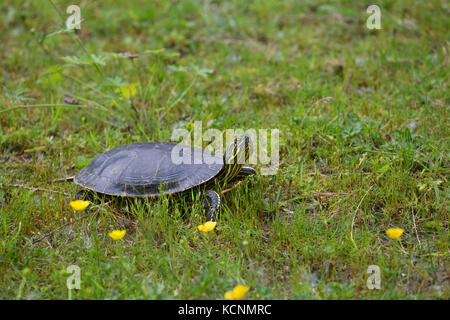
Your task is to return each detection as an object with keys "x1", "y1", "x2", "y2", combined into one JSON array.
[{"x1": 205, "y1": 190, "x2": 221, "y2": 221}]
